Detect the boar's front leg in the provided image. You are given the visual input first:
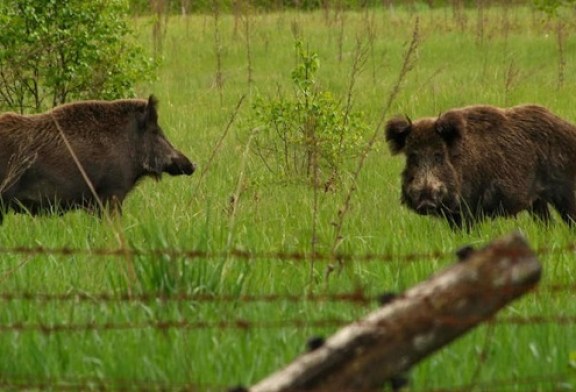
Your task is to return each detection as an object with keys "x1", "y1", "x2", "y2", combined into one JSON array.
[
  {"x1": 549, "y1": 186, "x2": 576, "y2": 226},
  {"x1": 445, "y1": 212, "x2": 465, "y2": 231},
  {"x1": 530, "y1": 199, "x2": 552, "y2": 224},
  {"x1": 106, "y1": 195, "x2": 123, "y2": 216},
  {"x1": 96, "y1": 193, "x2": 125, "y2": 219}
]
